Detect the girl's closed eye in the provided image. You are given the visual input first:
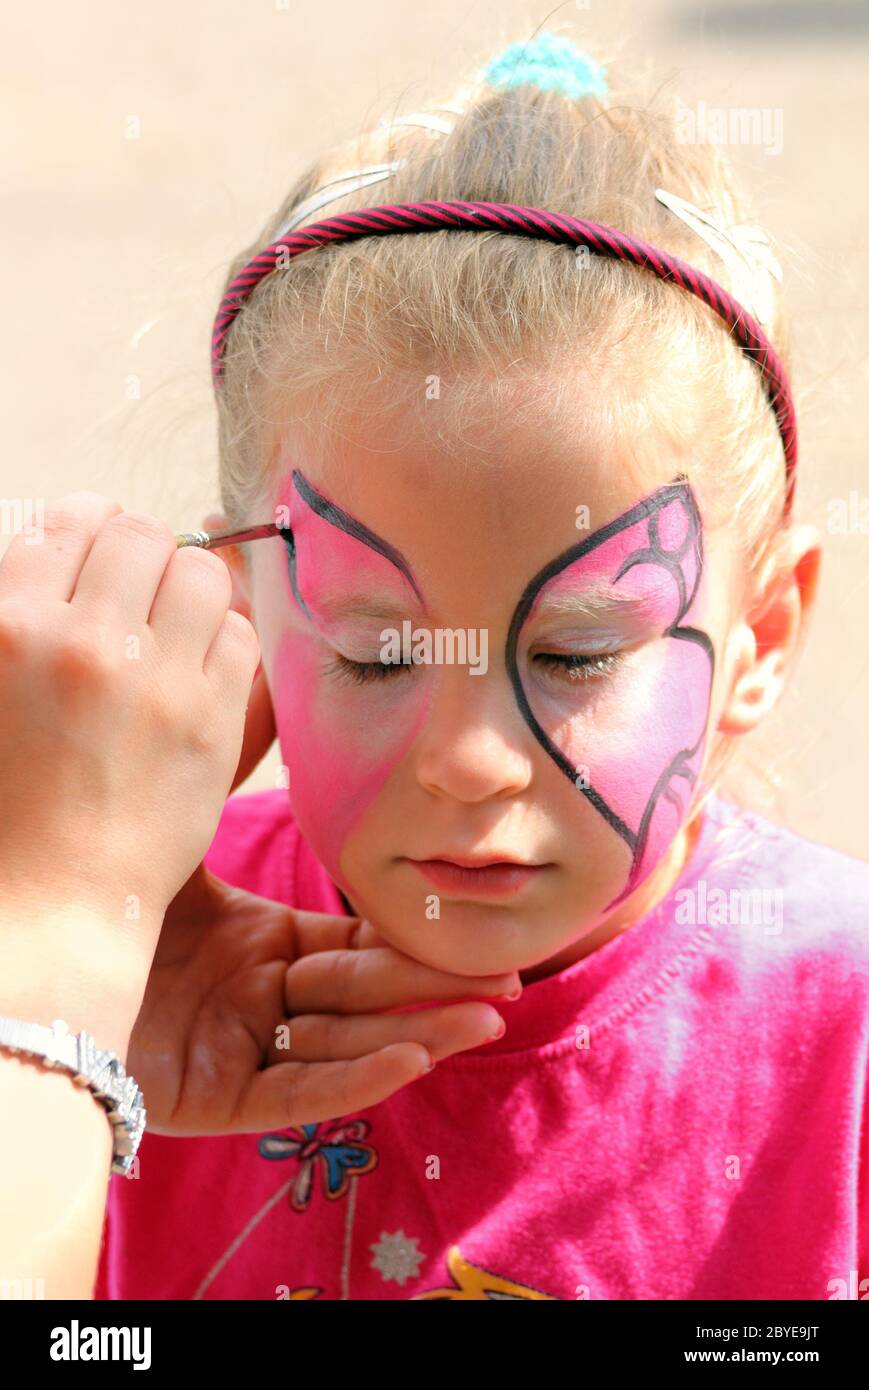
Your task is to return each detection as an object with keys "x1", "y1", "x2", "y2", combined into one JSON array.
[
  {"x1": 525, "y1": 623, "x2": 635, "y2": 689},
  {"x1": 324, "y1": 650, "x2": 421, "y2": 687},
  {"x1": 532, "y1": 649, "x2": 625, "y2": 683},
  {"x1": 325, "y1": 646, "x2": 628, "y2": 687}
]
